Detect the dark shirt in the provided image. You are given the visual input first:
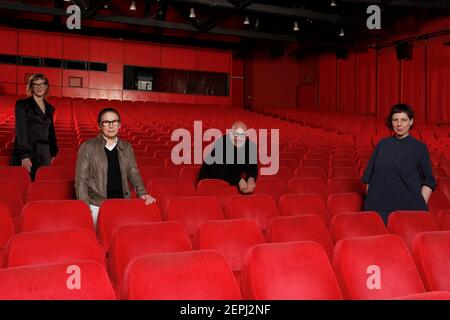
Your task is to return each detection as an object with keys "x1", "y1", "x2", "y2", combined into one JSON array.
[
  {"x1": 362, "y1": 135, "x2": 436, "y2": 214},
  {"x1": 13, "y1": 96, "x2": 58, "y2": 161},
  {"x1": 199, "y1": 134, "x2": 258, "y2": 186},
  {"x1": 105, "y1": 146, "x2": 124, "y2": 199}
]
